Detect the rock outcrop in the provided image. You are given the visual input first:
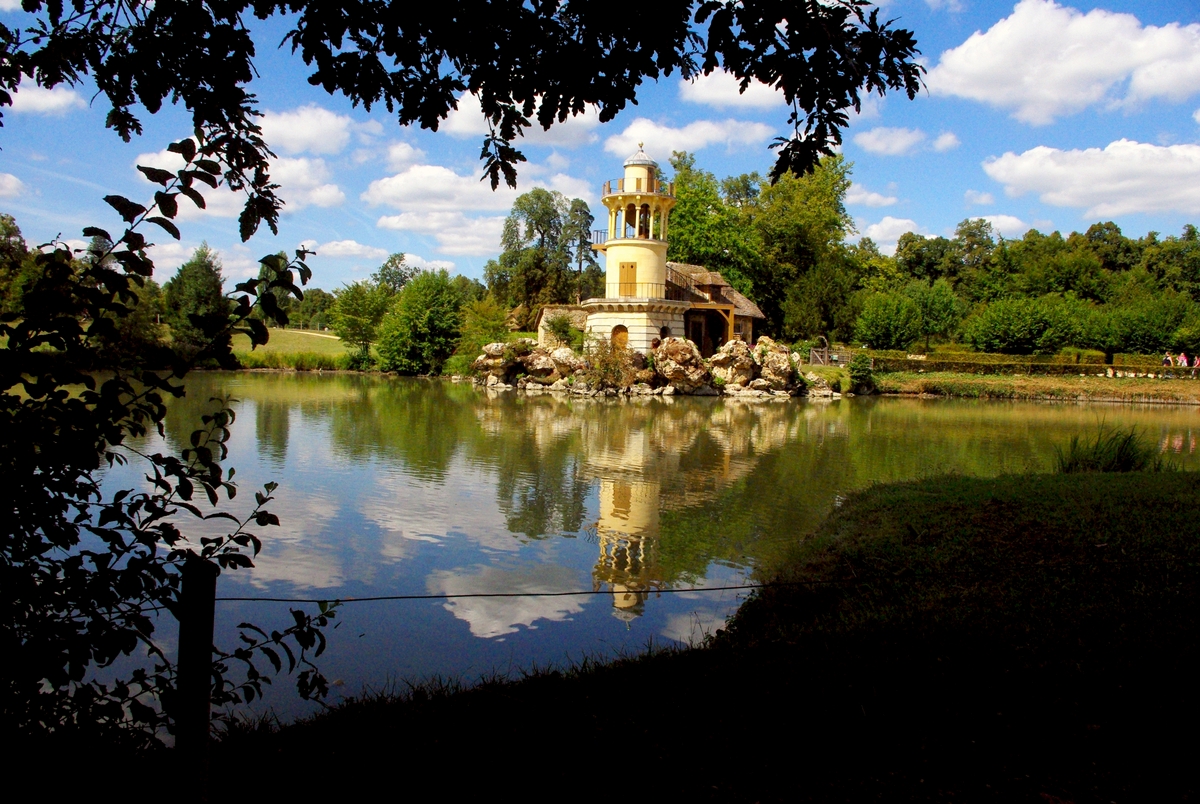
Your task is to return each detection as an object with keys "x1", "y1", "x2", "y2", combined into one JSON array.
[
  {"x1": 753, "y1": 336, "x2": 795, "y2": 390},
  {"x1": 709, "y1": 339, "x2": 757, "y2": 387},
  {"x1": 653, "y1": 337, "x2": 710, "y2": 392}
]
